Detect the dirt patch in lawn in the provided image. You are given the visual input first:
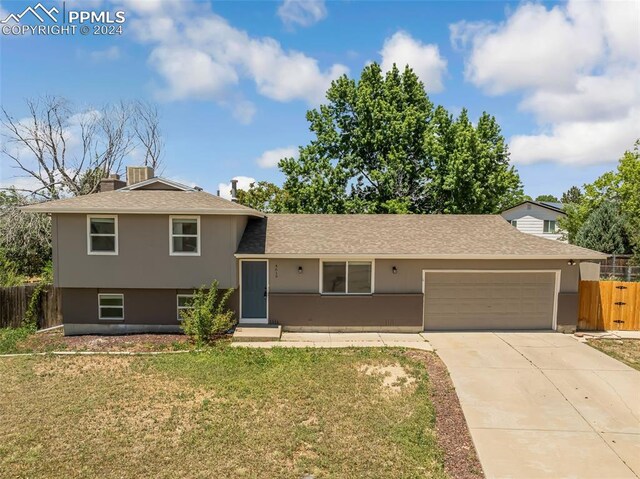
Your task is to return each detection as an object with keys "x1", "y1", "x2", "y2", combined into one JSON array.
[
  {"x1": 587, "y1": 338, "x2": 640, "y2": 371},
  {"x1": 405, "y1": 350, "x2": 484, "y2": 479},
  {"x1": 358, "y1": 363, "x2": 417, "y2": 395},
  {"x1": 13, "y1": 328, "x2": 193, "y2": 353}
]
